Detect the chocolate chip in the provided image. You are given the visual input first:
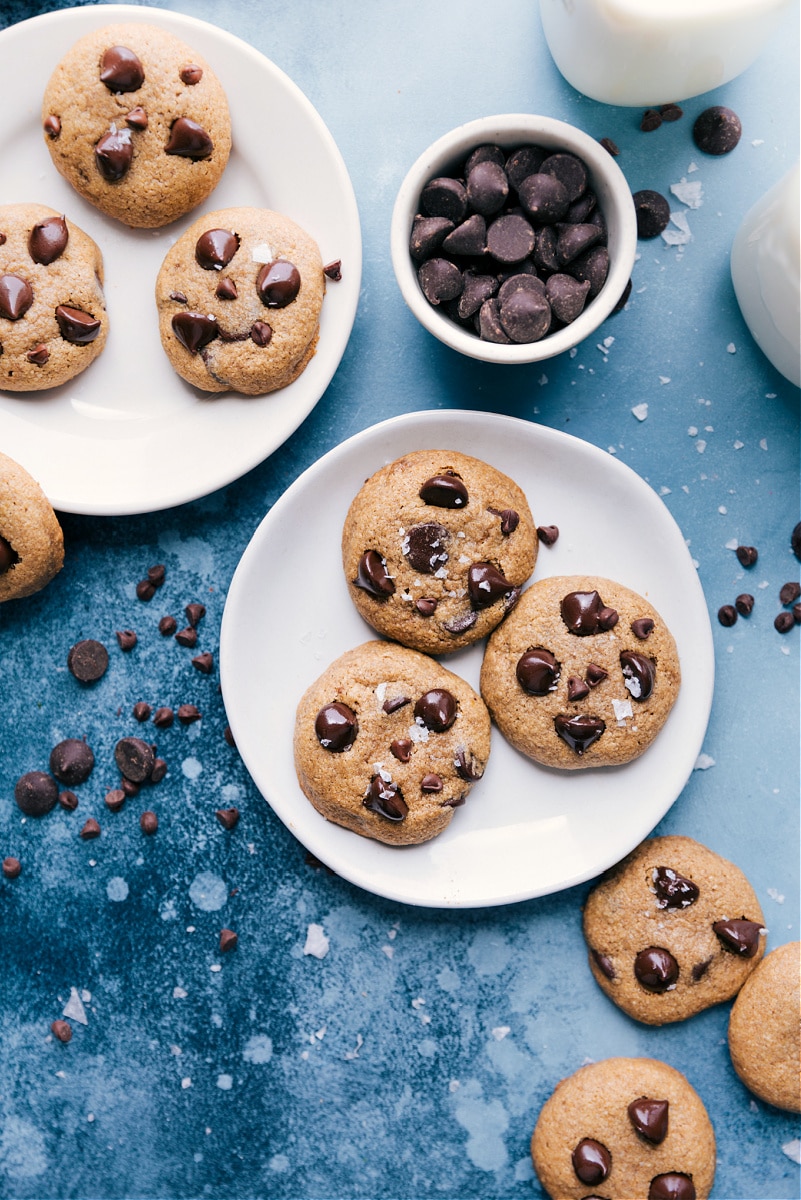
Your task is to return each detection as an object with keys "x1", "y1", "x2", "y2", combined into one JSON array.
[
  {"x1": 780, "y1": 581, "x2": 801, "y2": 605},
  {"x1": 653, "y1": 866, "x2": 699, "y2": 909},
  {"x1": 418, "y1": 257, "x2": 463, "y2": 304},
  {"x1": 220, "y1": 928, "x2": 238, "y2": 952},
  {"x1": 355, "y1": 549, "x2": 395, "y2": 598},
  {"x1": 628, "y1": 1097, "x2": 669, "y2": 1144},
  {"x1": 175, "y1": 626, "x2": 197, "y2": 647},
  {"x1": 648, "y1": 1172, "x2": 697, "y2": 1200},
  {"x1": 561, "y1": 590, "x2": 604, "y2": 635},
  {"x1": 518, "y1": 173, "x2": 570, "y2": 223},
  {"x1": 492, "y1": 508, "x2": 519, "y2": 535},
  {"x1": 516, "y1": 647, "x2": 560, "y2": 695},
  {"x1": 216, "y1": 277, "x2": 237, "y2": 301},
  {"x1": 634, "y1": 946, "x2": 679, "y2": 991},
  {"x1": 104, "y1": 788, "x2": 126, "y2": 812},
  {"x1": 599, "y1": 606, "x2": 618, "y2": 629},
  {"x1": 0, "y1": 274, "x2": 33, "y2": 321},
  {"x1": 498, "y1": 287, "x2": 550, "y2": 342},
  {"x1": 195, "y1": 228, "x2": 239, "y2": 270},
  {"x1": 555, "y1": 222, "x2": 603, "y2": 266},
  {"x1": 49, "y1": 739, "x2": 94, "y2": 786},
  {"x1": 554, "y1": 713, "x2": 605, "y2": 754},
  {"x1": 140, "y1": 810, "x2": 158, "y2": 835},
  {"x1": 466, "y1": 161, "x2": 509, "y2": 216},
  {"x1": 415, "y1": 597, "x2": 438, "y2": 617},
  {"x1": 421, "y1": 773, "x2": 443, "y2": 793},
  {"x1": 545, "y1": 273, "x2": 590, "y2": 323},
  {"x1": 591, "y1": 949, "x2": 615, "y2": 980},
  {"x1": 410, "y1": 215, "x2": 454, "y2": 261},
  {"x1": 442, "y1": 609, "x2": 478, "y2": 634},
  {"x1": 454, "y1": 747, "x2": 483, "y2": 782},
  {"x1": 158, "y1": 616, "x2": 177, "y2": 636},
  {"x1": 100, "y1": 45, "x2": 145, "y2": 91},
  {"x1": 442, "y1": 214, "x2": 488, "y2": 257},
  {"x1": 631, "y1": 617, "x2": 654, "y2": 639},
  {"x1": 598, "y1": 136, "x2": 620, "y2": 156},
  {"x1": 567, "y1": 676, "x2": 590, "y2": 701},
  {"x1": 640, "y1": 108, "x2": 663, "y2": 132},
  {"x1": 571, "y1": 1138, "x2": 611, "y2": 1185},
  {"x1": 486, "y1": 213, "x2": 536, "y2": 264},
  {"x1": 692, "y1": 958, "x2": 713, "y2": 982},
  {"x1": 621, "y1": 650, "x2": 656, "y2": 701},
  {"x1": 420, "y1": 473, "x2": 469, "y2": 509},
  {"x1": 192, "y1": 652, "x2": 214, "y2": 674},
  {"x1": 536, "y1": 524, "x2": 559, "y2": 546},
  {"x1": 390, "y1": 738, "x2": 412, "y2": 762},
  {"x1": 125, "y1": 106, "x2": 148, "y2": 130},
  {"x1": 43, "y1": 115, "x2": 61, "y2": 139},
  {"x1": 403, "y1": 523, "x2": 449, "y2": 573},
  {"x1": 2, "y1": 856, "x2": 21, "y2": 879},
  {"x1": 0, "y1": 535, "x2": 17, "y2": 573},
  {"x1": 565, "y1": 244, "x2": 609, "y2": 296},
  {"x1": 28, "y1": 215, "x2": 68, "y2": 265},
  {"x1": 58, "y1": 790, "x2": 78, "y2": 810},
  {"x1": 114, "y1": 736, "x2": 155, "y2": 783},
  {"x1": 323, "y1": 259, "x2": 342, "y2": 281},
  {"x1": 153, "y1": 707, "x2": 174, "y2": 729},
  {"x1": 712, "y1": 917, "x2": 762, "y2": 957},
  {"x1": 165, "y1": 117, "x2": 213, "y2": 159},
  {"x1": 718, "y1": 604, "x2": 737, "y2": 627},
  {"x1": 792, "y1": 521, "x2": 801, "y2": 561},
  {"x1": 180, "y1": 63, "x2": 203, "y2": 85},
  {"x1": 215, "y1": 807, "x2": 240, "y2": 830},
  {"x1": 115, "y1": 629, "x2": 137, "y2": 651},
  {"x1": 414, "y1": 689, "x2": 457, "y2": 732},
  {"x1": 172, "y1": 311, "x2": 218, "y2": 355},
  {"x1": 177, "y1": 704, "x2": 201, "y2": 725},
  {"x1": 693, "y1": 105, "x2": 742, "y2": 155},
  {"x1": 26, "y1": 345, "x2": 49, "y2": 366},
  {"x1": 660, "y1": 103, "x2": 684, "y2": 122},
  {"x1": 121, "y1": 778, "x2": 139, "y2": 798},
  {"x1": 794, "y1": 603, "x2": 801, "y2": 625},
  {"x1": 250, "y1": 321, "x2": 272, "y2": 346},
  {"x1": 136, "y1": 580, "x2": 156, "y2": 602},
  {"x1": 257, "y1": 260, "x2": 301, "y2": 307},
  {"x1": 466, "y1": 144, "x2": 506, "y2": 173},
  {"x1": 420, "y1": 176, "x2": 468, "y2": 223},
  {"x1": 315, "y1": 702, "x2": 358, "y2": 751},
  {"x1": 735, "y1": 593, "x2": 754, "y2": 616},
  {"x1": 133, "y1": 701, "x2": 151, "y2": 722},
  {"x1": 736, "y1": 544, "x2": 758, "y2": 567},
  {"x1": 55, "y1": 305, "x2": 101, "y2": 345},
  {"x1": 67, "y1": 639, "x2": 108, "y2": 683},
  {"x1": 382, "y1": 695, "x2": 411, "y2": 714},
  {"x1": 476, "y1": 298, "x2": 512, "y2": 343},
  {"x1": 95, "y1": 128, "x2": 133, "y2": 181},
  {"x1": 363, "y1": 775, "x2": 407, "y2": 821},
  {"x1": 775, "y1": 611, "x2": 795, "y2": 633},
  {"x1": 150, "y1": 758, "x2": 168, "y2": 784},
  {"x1": 51, "y1": 1019, "x2": 72, "y2": 1043},
  {"x1": 633, "y1": 190, "x2": 670, "y2": 239},
  {"x1": 79, "y1": 818, "x2": 100, "y2": 840},
  {"x1": 504, "y1": 145, "x2": 546, "y2": 187},
  {"x1": 585, "y1": 663, "x2": 607, "y2": 687},
  {"x1": 467, "y1": 562, "x2": 514, "y2": 609}
]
